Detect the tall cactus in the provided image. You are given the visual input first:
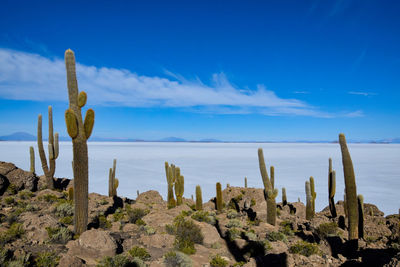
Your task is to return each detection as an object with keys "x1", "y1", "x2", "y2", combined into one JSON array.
[
  {"x1": 328, "y1": 158, "x2": 337, "y2": 218},
  {"x1": 339, "y1": 133, "x2": 358, "y2": 240},
  {"x1": 108, "y1": 159, "x2": 119, "y2": 197},
  {"x1": 165, "y1": 162, "x2": 176, "y2": 208},
  {"x1": 195, "y1": 185, "x2": 203, "y2": 210},
  {"x1": 29, "y1": 146, "x2": 35, "y2": 173},
  {"x1": 64, "y1": 49, "x2": 95, "y2": 235},
  {"x1": 244, "y1": 177, "x2": 247, "y2": 188},
  {"x1": 305, "y1": 181, "x2": 313, "y2": 220},
  {"x1": 216, "y1": 182, "x2": 223, "y2": 212},
  {"x1": 309, "y1": 176, "x2": 316, "y2": 215},
  {"x1": 37, "y1": 106, "x2": 59, "y2": 189},
  {"x1": 357, "y1": 194, "x2": 364, "y2": 239},
  {"x1": 282, "y1": 187, "x2": 287, "y2": 206},
  {"x1": 175, "y1": 171, "x2": 184, "y2": 206},
  {"x1": 258, "y1": 148, "x2": 278, "y2": 226}
]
